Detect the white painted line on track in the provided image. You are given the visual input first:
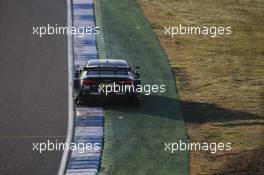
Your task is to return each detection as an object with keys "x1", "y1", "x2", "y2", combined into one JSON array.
[{"x1": 58, "y1": 0, "x2": 74, "y2": 175}]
